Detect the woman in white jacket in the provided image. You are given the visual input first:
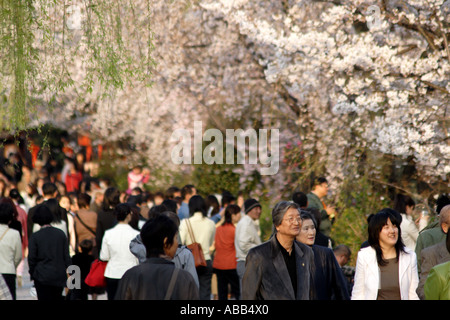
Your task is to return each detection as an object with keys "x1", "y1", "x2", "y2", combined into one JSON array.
[
  {"x1": 100, "y1": 203, "x2": 139, "y2": 300},
  {"x1": 352, "y1": 208, "x2": 419, "y2": 300},
  {"x1": 394, "y1": 194, "x2": 428, "y2": 251}
]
